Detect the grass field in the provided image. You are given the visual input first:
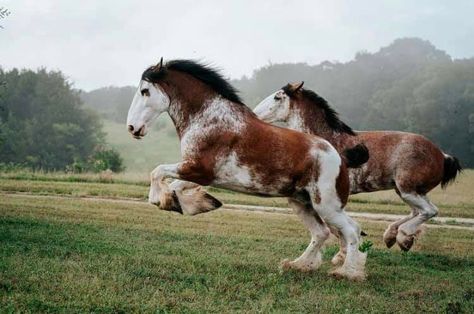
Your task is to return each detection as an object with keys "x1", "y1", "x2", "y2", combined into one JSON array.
[
  {"x1": 0, "y1": 168, "x2": 474, "y2": 312},
  {"x1": 1, "y1": 192, "x2": 474, "y2": 312}
]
